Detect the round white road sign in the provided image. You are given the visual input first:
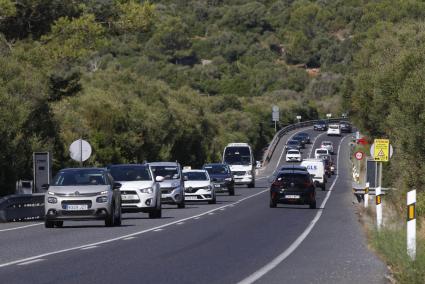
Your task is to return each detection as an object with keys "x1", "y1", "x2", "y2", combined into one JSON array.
[
  {"x1": 69, "y1": 139, "x2": 92, "y2": 162},
  {"x1": 354, "y1": 151, "x2": 364, "y2": 160}
]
